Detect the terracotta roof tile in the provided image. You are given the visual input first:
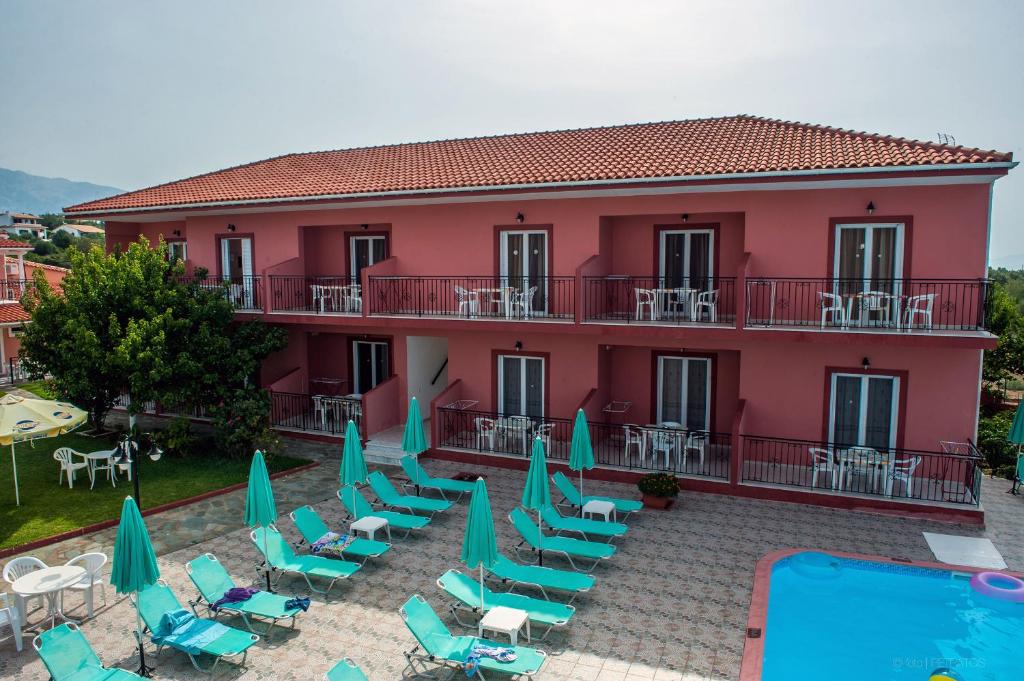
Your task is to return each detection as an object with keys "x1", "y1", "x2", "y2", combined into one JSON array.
[
  {"x1": 65, "y1": 115, "x2": 1014, "y2": 214},
  {"x1": 0, "y1": 303, "x2": 30, "y2": 324},
  {"x1": 0, "y1": 238, "x2": 32, "y2": 249}
]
